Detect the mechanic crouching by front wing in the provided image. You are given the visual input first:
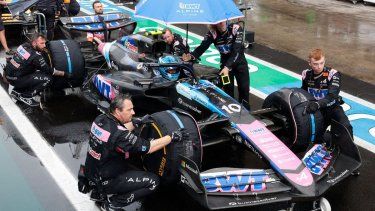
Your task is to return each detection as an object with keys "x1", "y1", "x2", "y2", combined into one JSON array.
[
  {"x1": 82, "y1": 94, "x2": 188, "y2": 211},
  {"x1": 4, "y1": 34, "x2": 67, "y2": 107}
]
